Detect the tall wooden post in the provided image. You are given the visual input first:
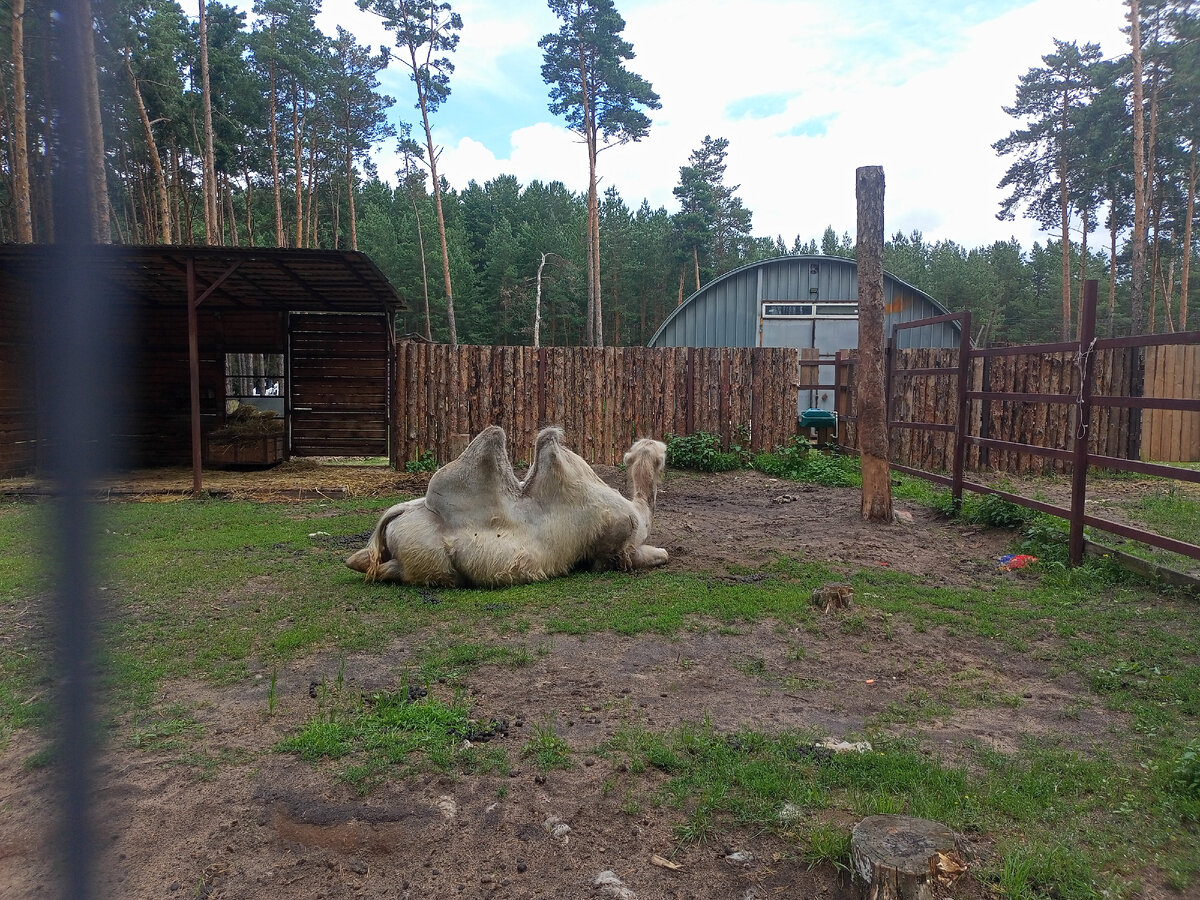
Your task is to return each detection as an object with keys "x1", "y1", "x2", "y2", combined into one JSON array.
[
  {"x1": 856, "y1": 166, "x2": 893, "y2": 522},
  {"x1": 1068, "y1": 280, "x2": 1098, "y2": 565}
]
